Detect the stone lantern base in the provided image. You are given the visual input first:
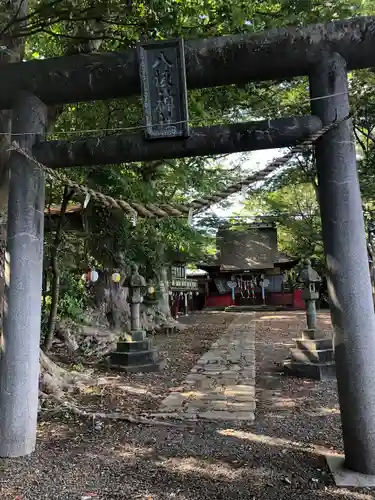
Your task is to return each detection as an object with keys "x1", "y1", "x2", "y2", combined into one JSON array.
[
  {"x1": 282, "y1": 328, "x2": 336, "y2": 381},
  {"x1": 108, "y1": 331, "x2": 163, "y2": 373}
]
